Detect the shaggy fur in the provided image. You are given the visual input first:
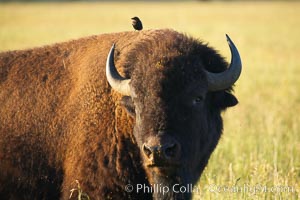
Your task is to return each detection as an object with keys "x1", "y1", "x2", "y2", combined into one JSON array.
[{"x1": 0, "y1": 29, "x2": 238, "y2": 200}]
